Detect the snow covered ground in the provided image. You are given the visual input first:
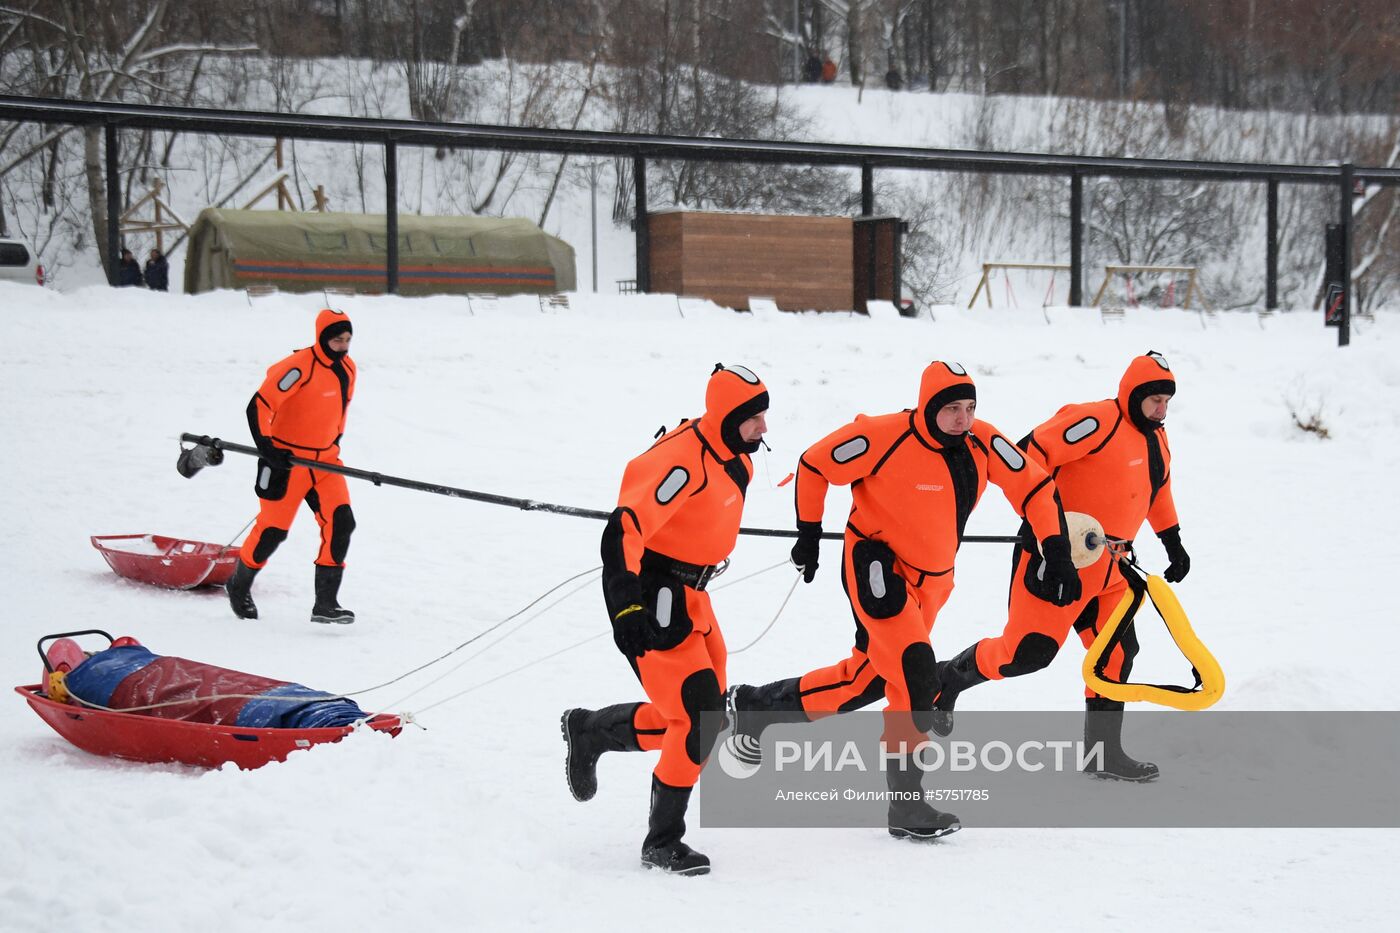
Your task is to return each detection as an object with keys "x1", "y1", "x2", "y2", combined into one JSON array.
[{"x1": 1, "y1": 283, "x2": 1396, "y2": 931}]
